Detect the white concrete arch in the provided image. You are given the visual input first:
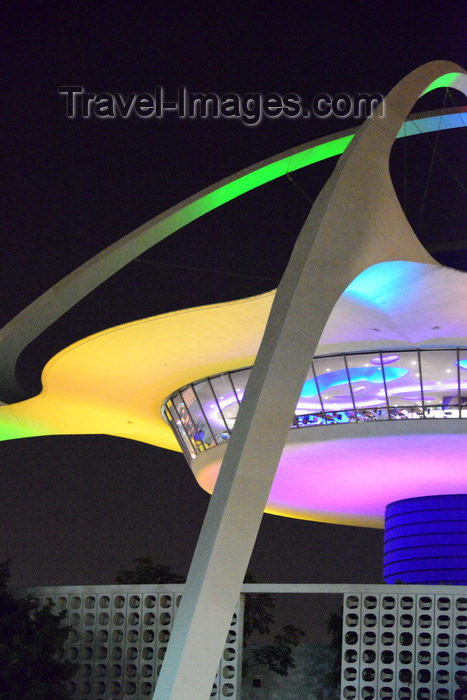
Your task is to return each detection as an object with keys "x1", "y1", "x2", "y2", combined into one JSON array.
[
  {"x1": 0, "y1": 104, "x2": 465, "y2": 402},
  {"x1": 153, "y1": 61, "x2": 467, "y2": 700}
]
